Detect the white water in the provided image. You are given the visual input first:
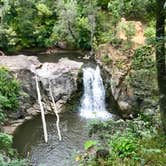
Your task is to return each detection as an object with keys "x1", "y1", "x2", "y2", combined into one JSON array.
[{"x1": 80, "y1": 66, "x2": 111, "y2": 119}]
